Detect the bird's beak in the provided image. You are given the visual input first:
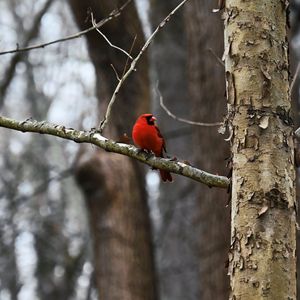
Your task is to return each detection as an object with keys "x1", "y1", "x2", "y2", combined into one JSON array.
[{"x1": 151, "y1": 116, "x2": 156, "y2": 122}]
